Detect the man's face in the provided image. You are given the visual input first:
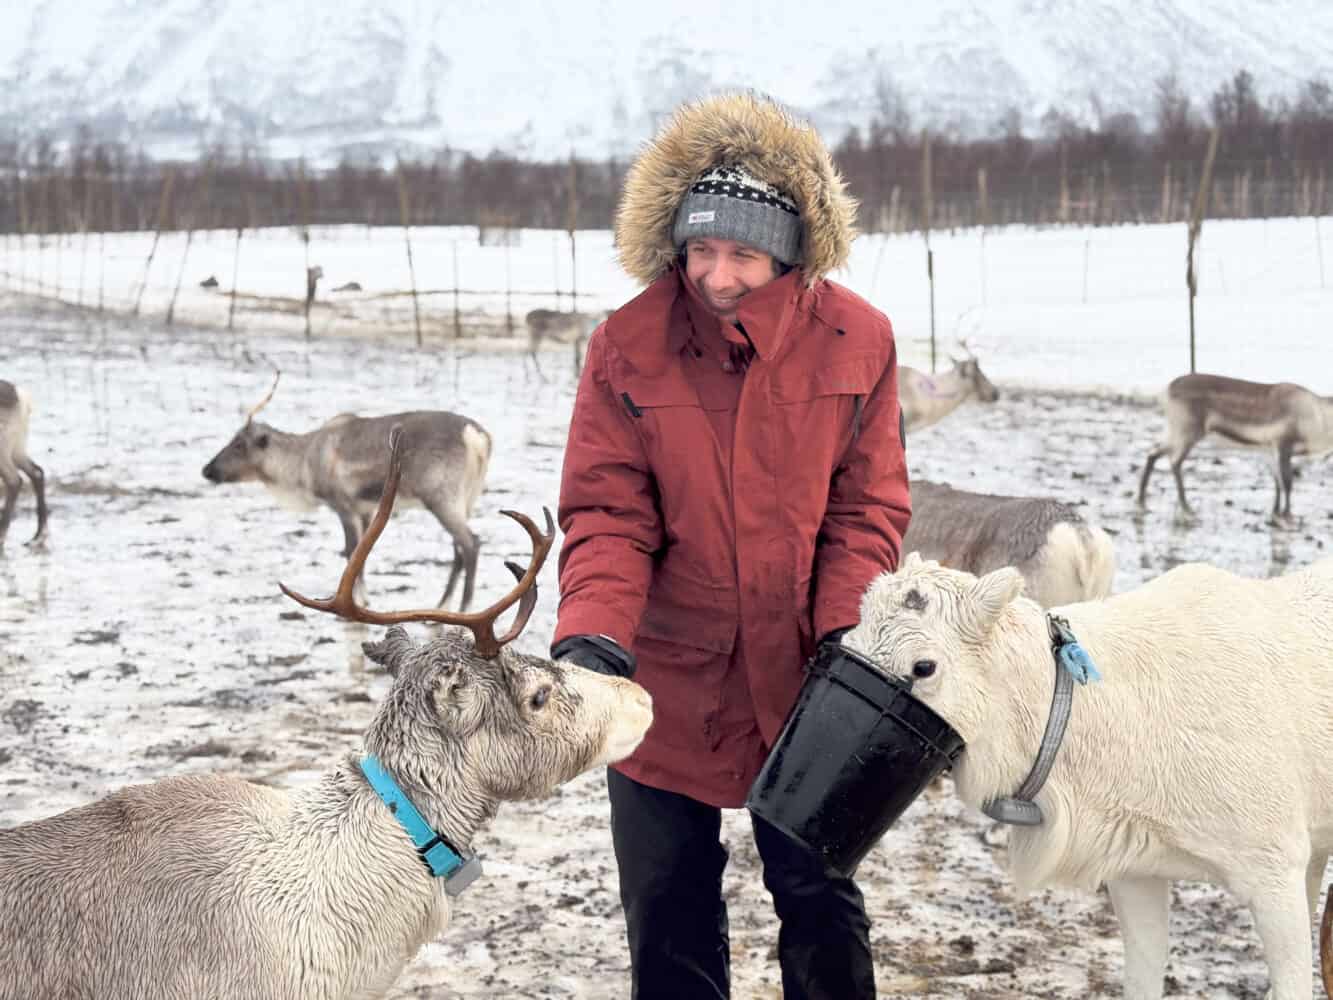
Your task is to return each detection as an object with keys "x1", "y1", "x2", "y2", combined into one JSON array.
[{"x1": 683, "y1": 237, "x2": 780, "y2": 324}]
